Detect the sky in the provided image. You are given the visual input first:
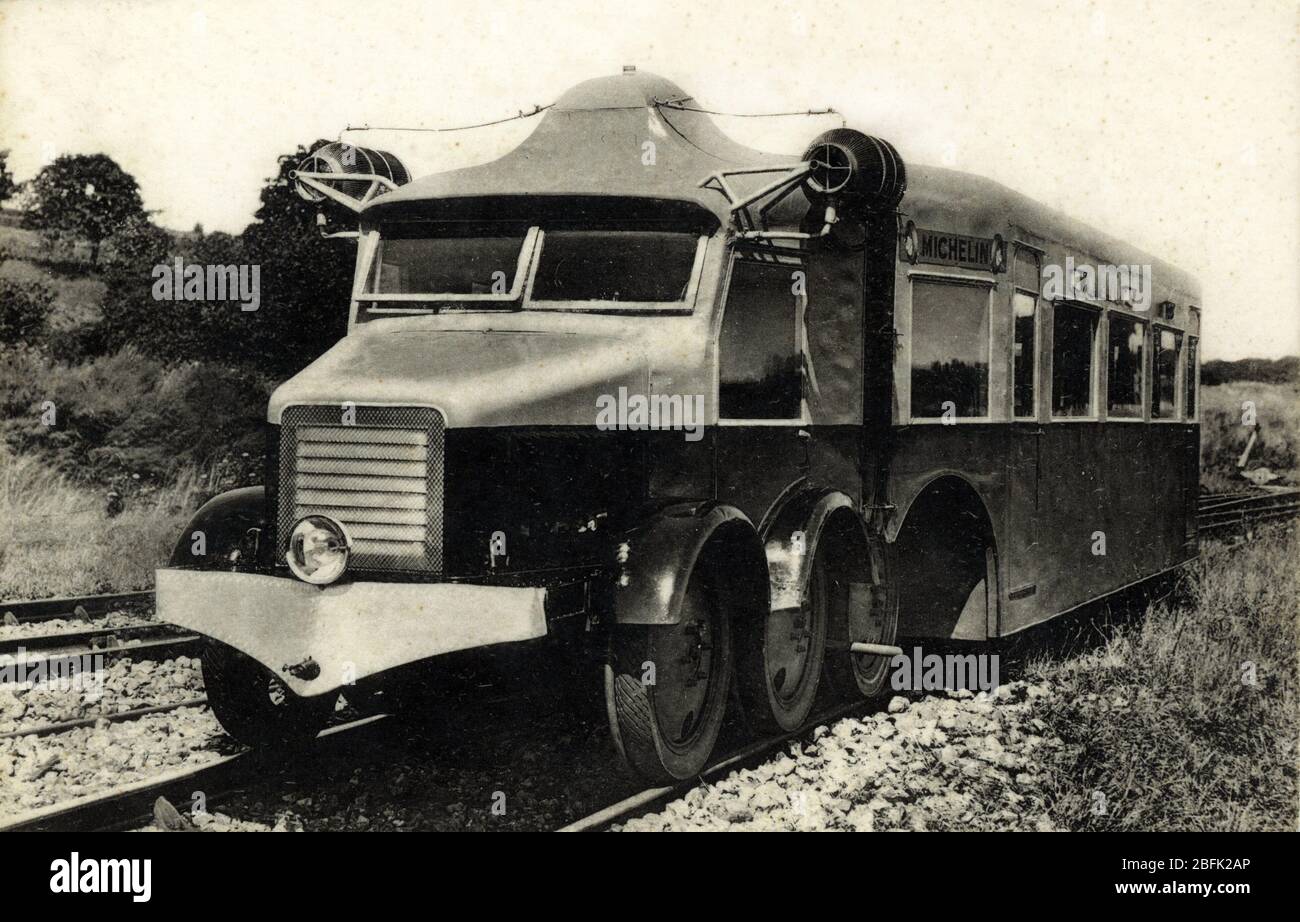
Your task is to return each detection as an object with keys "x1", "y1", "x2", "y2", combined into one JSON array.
[{"x1": 0, "y1": 0, "x2": 1296, "y2": 359}]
